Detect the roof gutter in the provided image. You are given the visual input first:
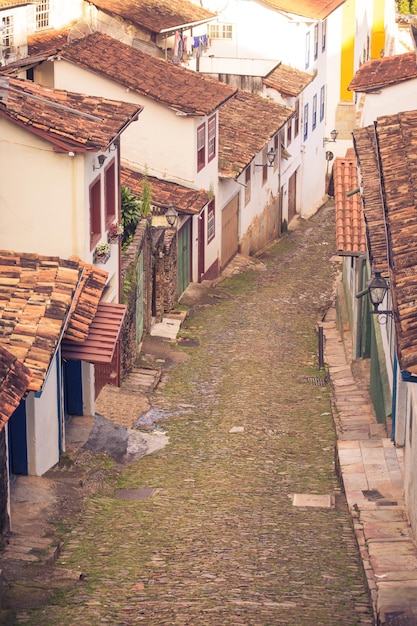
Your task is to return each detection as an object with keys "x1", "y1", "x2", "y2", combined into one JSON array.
[{"x1": 159, "y1": 16, "x2": 217, "y2": 35}]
